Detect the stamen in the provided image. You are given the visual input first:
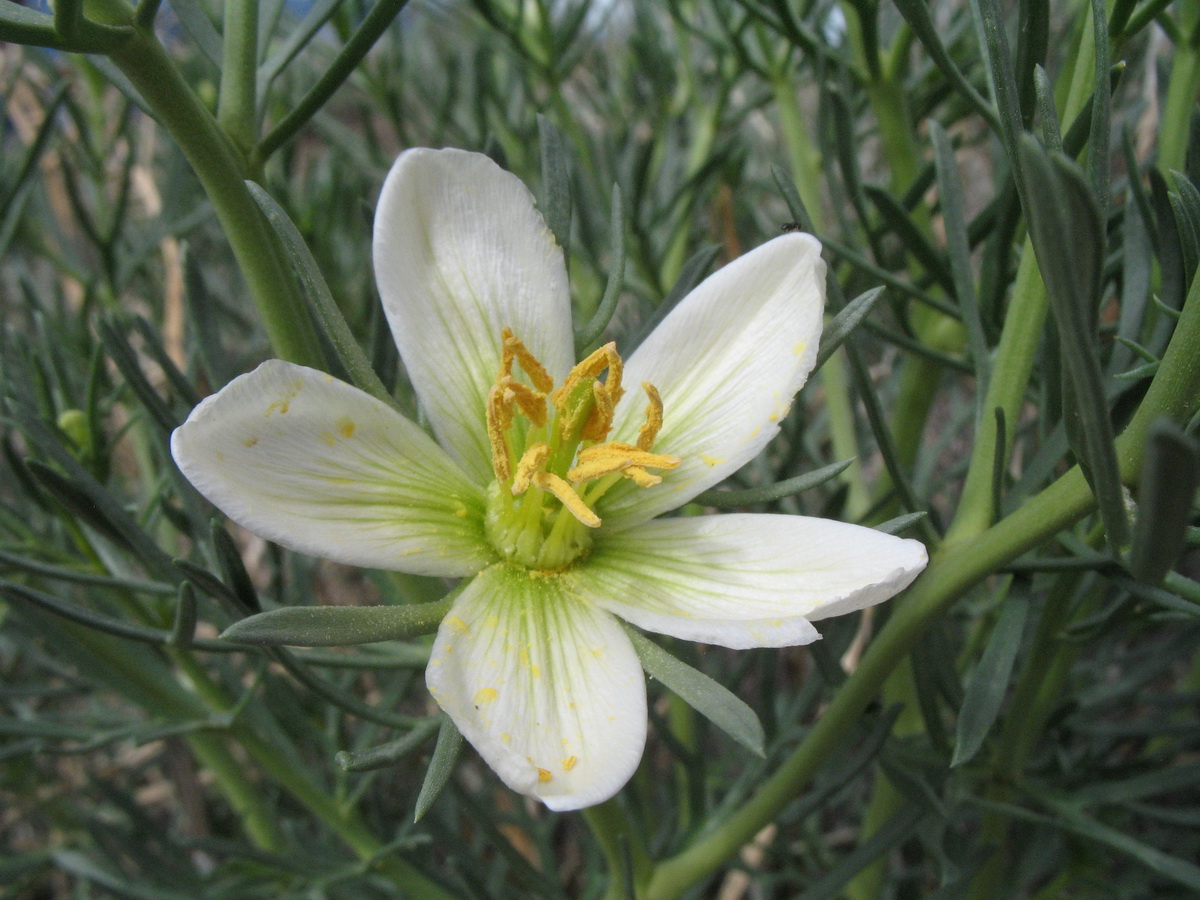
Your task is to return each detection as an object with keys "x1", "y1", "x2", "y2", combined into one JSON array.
[
  {"x1": 501, "y1": 328, "x2": 555, "y2": 393},
  {"x1": 532, "y1": 471, "x2": 601, "y2": 528},
  {"x1": 580, "y1": 379, "x2": 615, "y2": 443},
  {"x1": 501, "y1": 376, "x2": 548, "y2": 427},
  {"x1": 512, "y1": 443, "x2": 551, "y2": 494},
  {"x1": 486, "y1": 384, "x2": 514, "y2": 482},
  {"x1": 573, "y1": 442, "x2": 681, "y2": 475},
  {"x1": 551, "y1": 342, "x2": 624, "y2": 410},
  {"x1": 637, "y1": 382, "x2": 664, "y2": 451},
  {"x1": 624, "y1": 466, "x2": 662, "y2": 488}
]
